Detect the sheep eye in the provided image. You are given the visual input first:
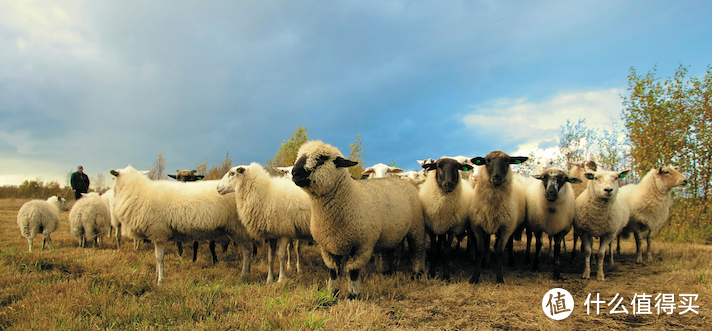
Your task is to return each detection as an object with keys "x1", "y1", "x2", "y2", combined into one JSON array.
[{"x1": 237, "y1": 168, "x2": 244, "y2": 174}]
